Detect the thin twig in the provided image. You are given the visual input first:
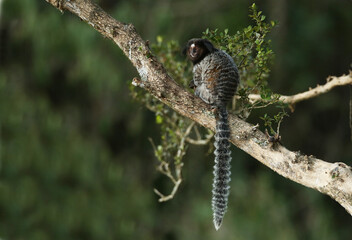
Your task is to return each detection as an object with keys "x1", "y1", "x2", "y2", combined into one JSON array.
[
  {"x1": 153, "y1": 122, "x2": 194, "y2": 202},
  {"x1": 247, "y1": 73, "x2": 352, "y2": 105},
  {"x1": 186, "y1": 132, "x2": 214, "y2": 145},
  {"x1": 154, "y1": 177, "x2": 182, "y2": 202}
]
